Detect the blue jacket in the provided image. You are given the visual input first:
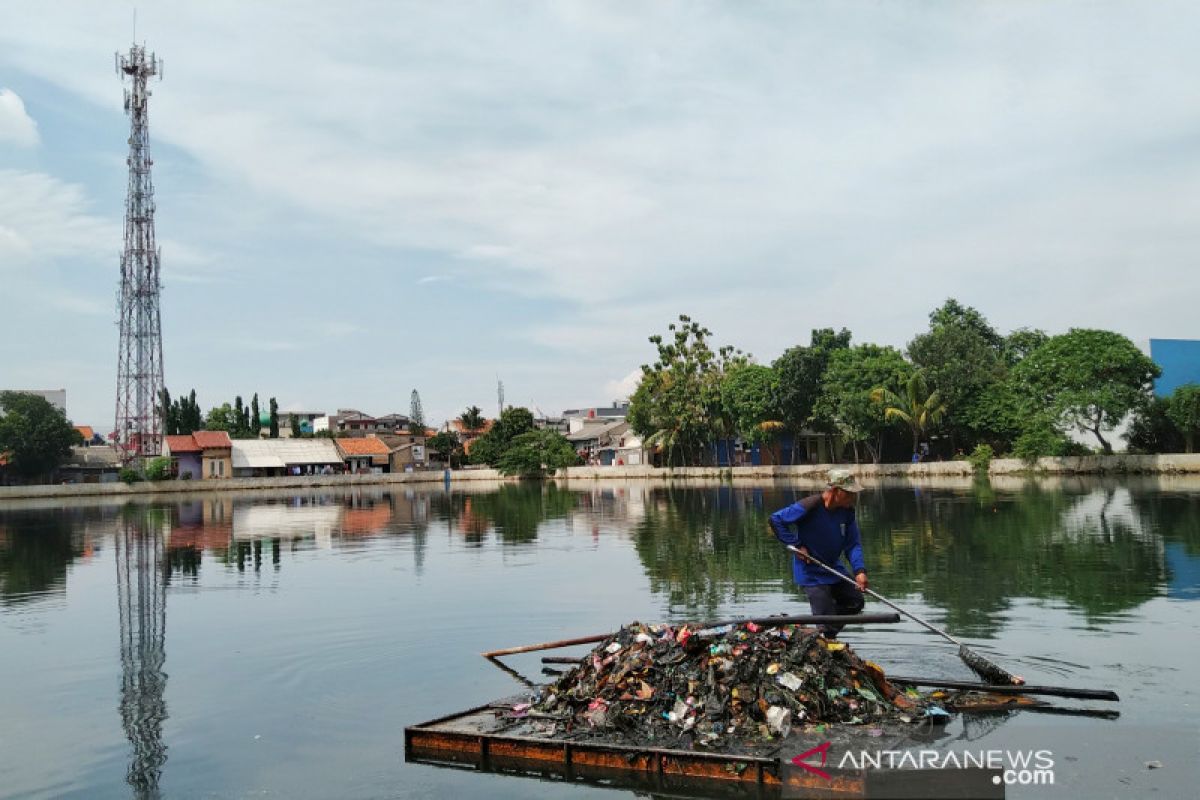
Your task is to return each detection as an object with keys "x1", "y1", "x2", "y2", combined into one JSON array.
[{"x1": 770, "y1": 496, "x2": 866, "y2": 586}]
